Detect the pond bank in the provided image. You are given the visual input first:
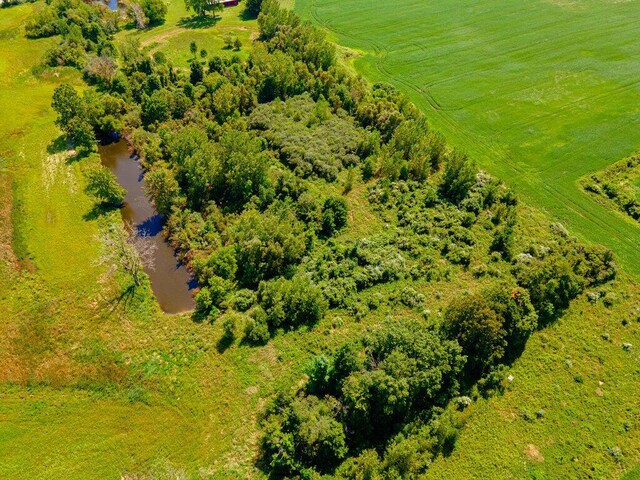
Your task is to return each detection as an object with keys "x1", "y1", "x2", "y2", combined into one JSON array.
[{"x1": 98, "y1": 140, "x2": 196, "y2": 314}]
